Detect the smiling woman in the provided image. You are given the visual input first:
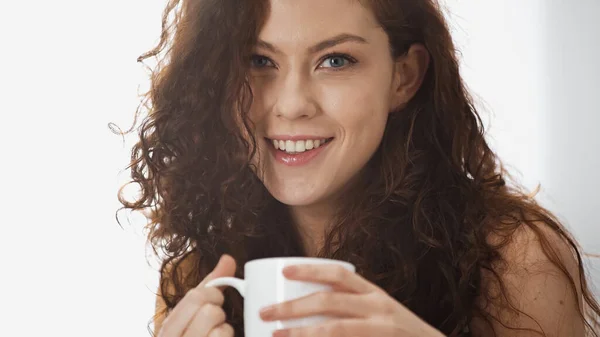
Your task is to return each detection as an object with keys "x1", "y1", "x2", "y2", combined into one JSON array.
[
  {"x1": 247, "y1": 4, "x2": 416, "y2": 216},
  {"x1": 118, "y1": 0, "x2": 600, "y2": 336}
]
